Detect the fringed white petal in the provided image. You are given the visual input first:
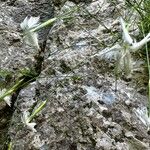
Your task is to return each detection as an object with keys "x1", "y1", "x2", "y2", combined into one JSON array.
[
  {"x1": 27, "y1": 16, "x2": 40, "y2": 29},
  {"x1": 134, "y1": 107, "x2": 150, "y2": 128},
  {"x1": 20, "y1": 16, "x2": 40, "y2": 30},
  {"x1": 20, "y1": 17, "x2": 29, "y2": 30},
  {"x1": 22, "y1": 111, "x2": 37, "y2": 132},
  {"x1": 120, "y1": 17, "x2": 133, "y2": 45},
  {"x1": 24, "y1": 31, "x2": 40, "y2": 50},
  {"x1": 20, "y1": 16, "x2": 40, "y2": 50},
  {"x1": 26, "y1": 122, "x2": 37, "y2": 132},
  {"x1": 22, "y1": 111, "x2": 29, "y2": 124},
  {"x1": 4, "y1": 95, "x2": 11, "y2": 106},
  {"x1": 96, "y1": 44, "x2": 122, "y2": 60},
  {"x1": 0, "y1": 89, "x2": 11, "y2": 106}
]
